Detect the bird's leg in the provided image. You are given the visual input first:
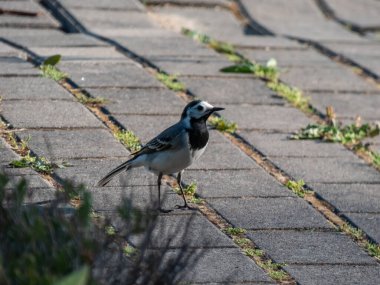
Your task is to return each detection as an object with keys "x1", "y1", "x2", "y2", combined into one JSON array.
[
  {"x1": 175, "y1": 171, "x2": 193, "y2": 210},
  {"x1": 157, "y1": 173, "x2": 171, "y2": 213}
]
